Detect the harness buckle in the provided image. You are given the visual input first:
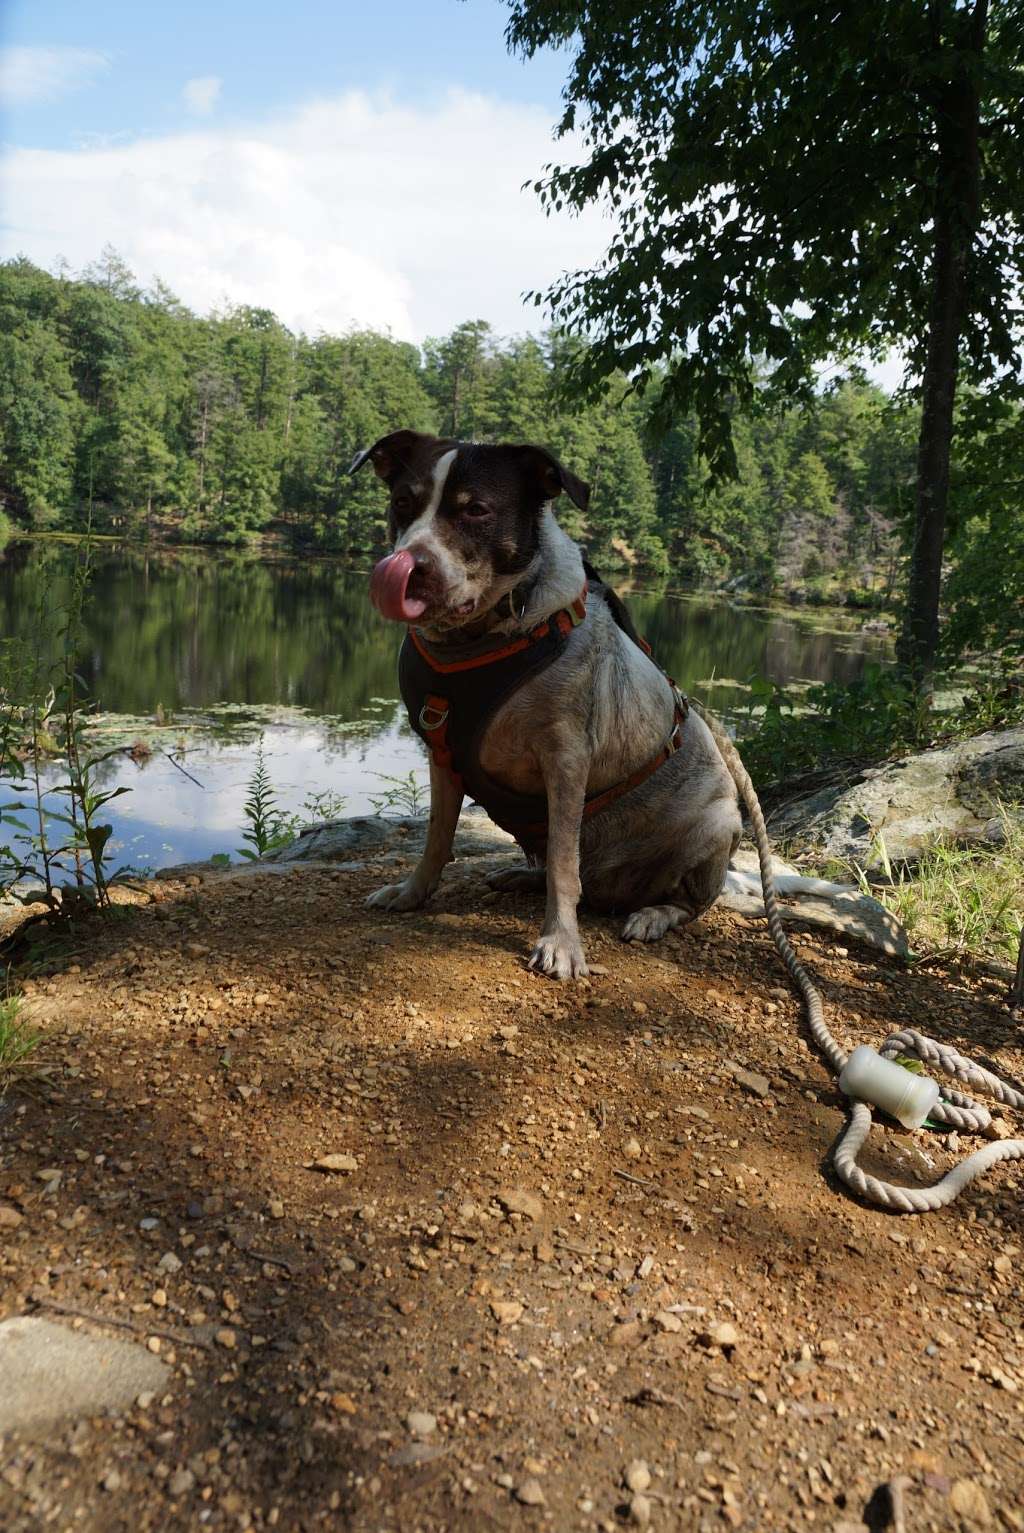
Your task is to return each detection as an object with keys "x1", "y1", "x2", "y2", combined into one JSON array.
[{"x1": 419, "y1": 701, "x2": 449, "y2": 732}]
